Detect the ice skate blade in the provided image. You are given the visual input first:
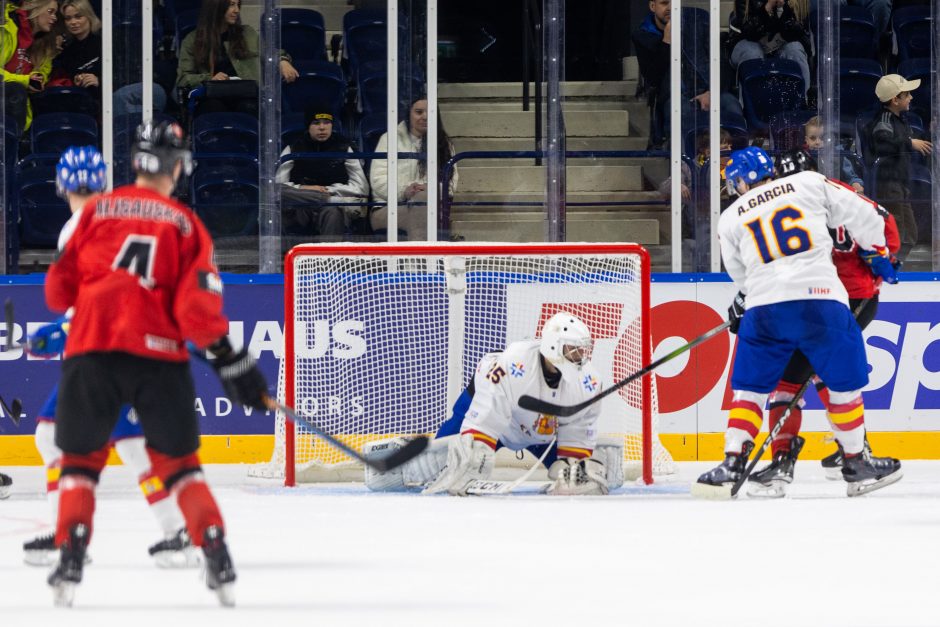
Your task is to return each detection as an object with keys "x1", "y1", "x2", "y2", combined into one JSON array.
[
  {"x1": 846, "y1": 469, "x2": 903, "y2": 497},
  {"x1": 153, "y1": 547, "x2": 202, "y2": 569},
  {"x1": 746, "y1": 480, "x2": 788, "y2": 499},
  {"x1": 215, "y1": 582, "x2": 236, "y2": 607},
  {"x1": 690, "y1": 481, "x2": 734, "y2": 500},
  {"x1": 52, "y1": 582, "x2": 76, "y2": 607},
  {"x1": 24, "y1": 550, "x2": 56, "y2": 567},
  {"x1": 823, "y1": 467, "x2": 843, "y2": 481}
]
